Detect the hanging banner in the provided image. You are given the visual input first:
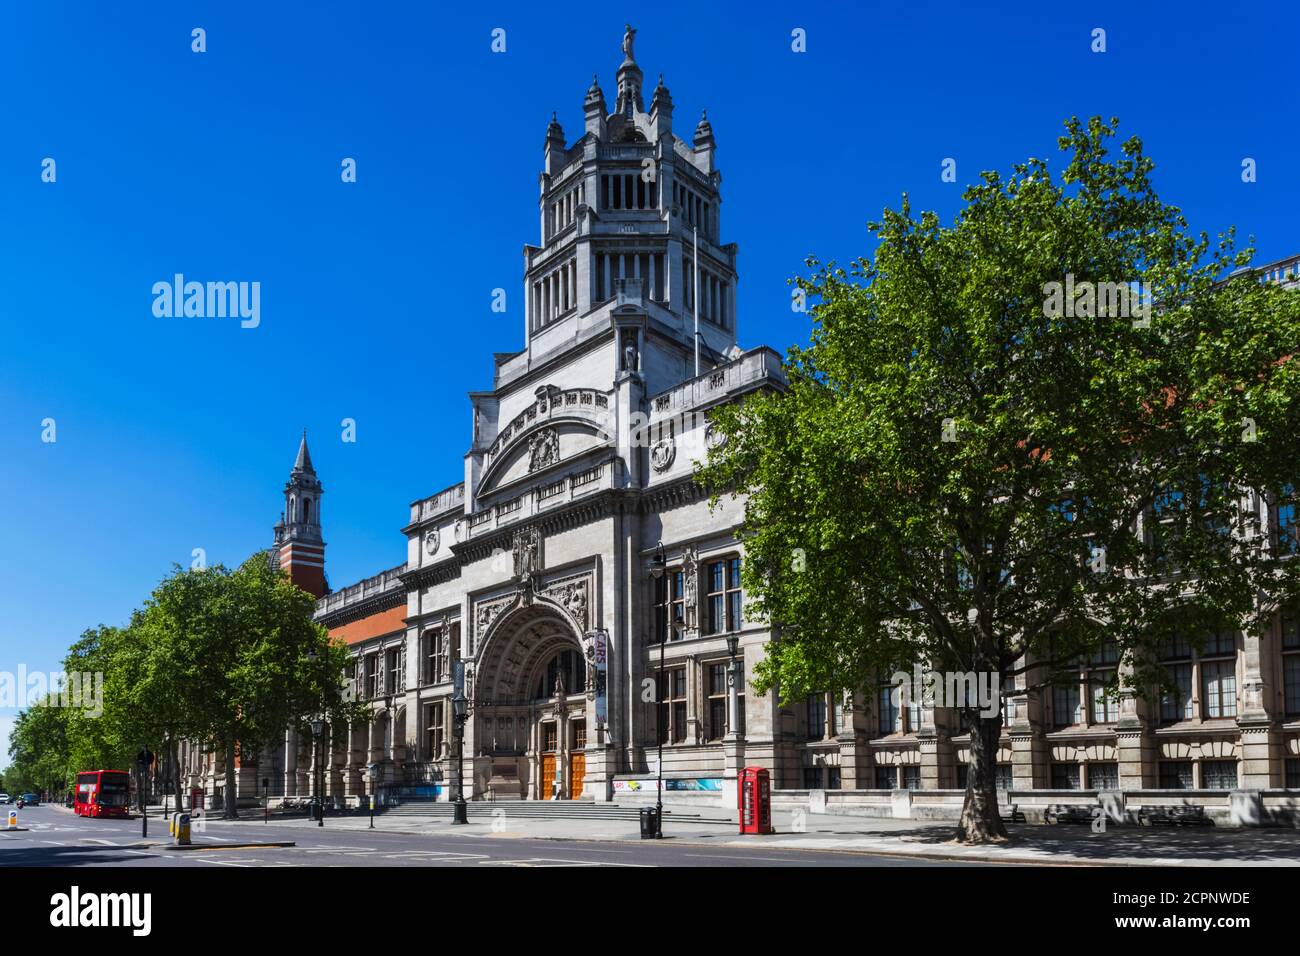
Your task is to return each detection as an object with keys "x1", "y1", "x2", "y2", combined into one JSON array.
[{"x1": 591, "y1": 628, "x2": 609, "y2": 726}]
